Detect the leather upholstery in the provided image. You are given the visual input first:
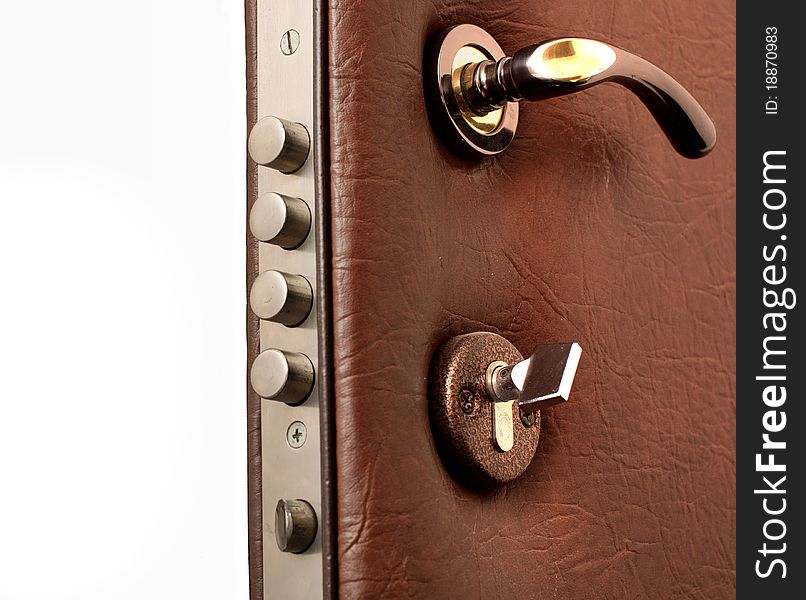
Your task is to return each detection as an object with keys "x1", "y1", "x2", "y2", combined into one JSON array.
[{"x1": 329, "y1": 0, "x2": 735, "y2": 598}]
